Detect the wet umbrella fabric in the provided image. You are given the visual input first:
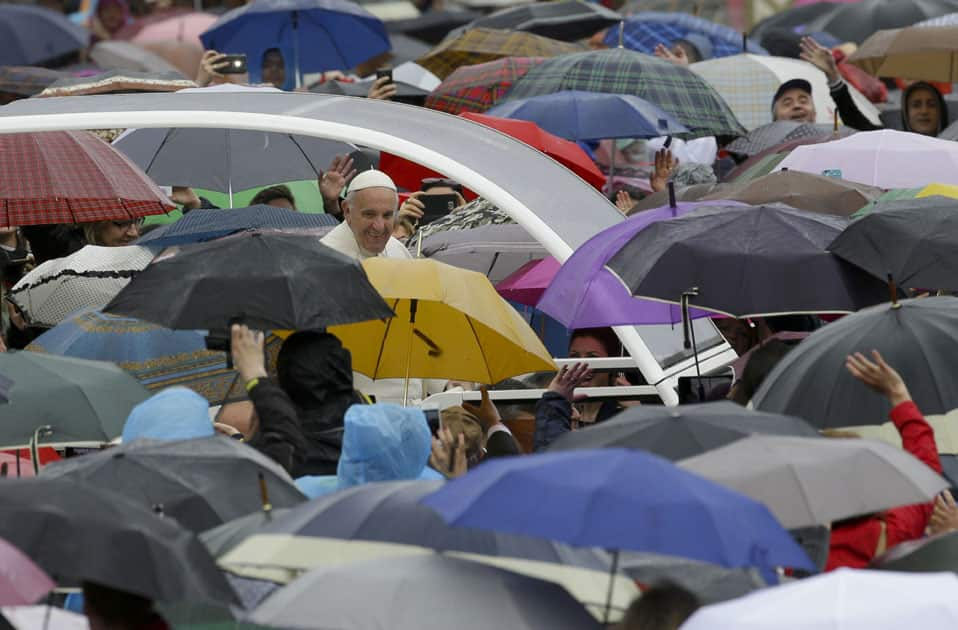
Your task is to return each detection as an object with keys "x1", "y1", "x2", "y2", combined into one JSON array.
[
  {"x1": 726, "y1": 121, "x2": 855, "y2": 157},
  {"x1": 455, "y1": 0, "x2": 621, "y2": 42},
  {"x1": 424, "y1": 56, "x2": 545, "y2": 114},
  {"x1": 0, "y1": 537, "x2": 54, "y2": 606},
  {"x1": 0, "y1": 66, "x2": 65, "y2": 97},
  {"x1": 872, "y1": 530, "x2": 958, "y2": 573},
  {"x1": 619, "y1": 552, "x2": 766, "y2": 604},
  {"x1": 605, "y1": 12, "x2": 767, "y2": 58},
  {"x1": 420, "y1": 223, "x2": 547, "y2": 286},
  {"x1": 0, "y1": 5, "x2": 89, "y2": 66},
  {"x1": 137, "y1": 205, "x2": 337, "y2": 247},
  {"x1": 795, "y1": 0, "x2": 958, "y2": 44}
]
